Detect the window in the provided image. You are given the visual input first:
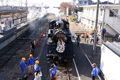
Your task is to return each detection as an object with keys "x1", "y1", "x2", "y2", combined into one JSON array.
[
  {"x1": 84, "y1": 1, "x2": 87, "y2": 4},
  {"x1": 109, "y1": 9, "x2": 118, "y2": 17},
  {"x1": 79, "y1": 1, "x2": 83, "y2": 4},
  {"x1": 88, "y1": 20, "x2": 90, "y2": 24},
  {"x1": 92, "y1": 21, "x2": 94, "y2": 25},
  {"x1": 100, "y1": 8, "x2": 103, "y2": 16}
]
